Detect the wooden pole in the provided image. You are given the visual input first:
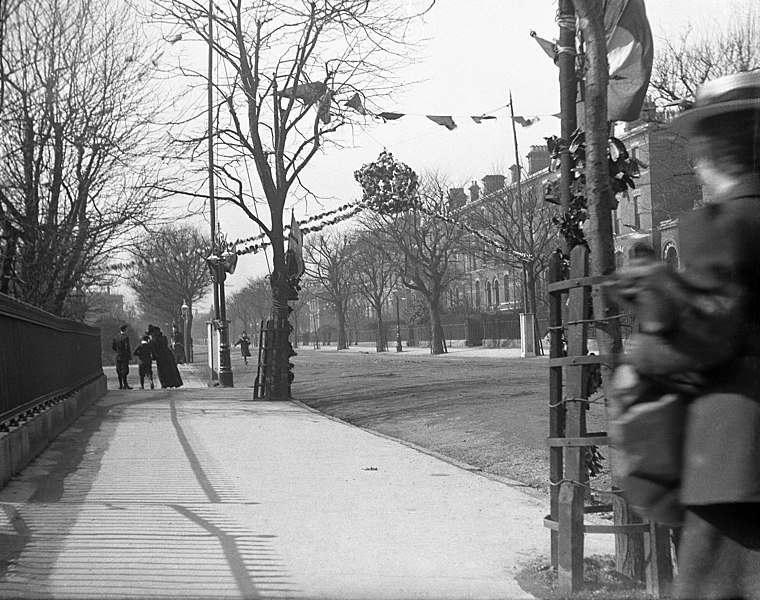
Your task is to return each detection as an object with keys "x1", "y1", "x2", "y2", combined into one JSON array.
[
  {"x1": 508, "y1": 92, "x2": 530, "y2": 313},
  {"x1": 558, "y1": 0, "x2": 577, "y2": 219}
]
